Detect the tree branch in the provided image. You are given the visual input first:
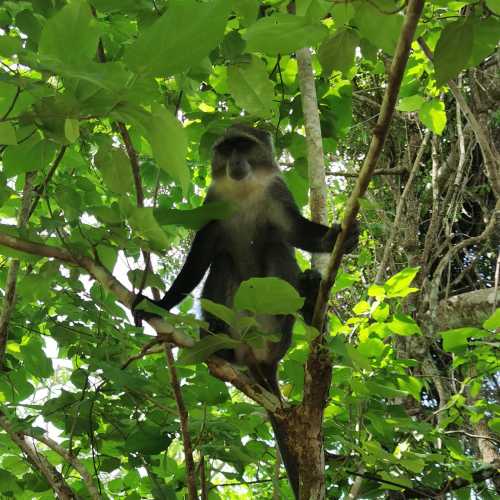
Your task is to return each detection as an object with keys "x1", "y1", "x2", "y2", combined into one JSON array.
[
  {"x1": 206, "y1": 357, "x2": 284, "y2": 415},
  {"x1": 0, "y1": 230, "x2": 192, "y2": 347},
  {"x1": 0, "y1": 173, "x2": 35, "y2": 369},
  {"x1": 326, "y1": 168, "x2": 405, "y2": 177},
  {"x1": 164, "y1": 345, "x2": 197, "y2": 500},
  {"x1": 26, "y1": 431, "x2": 101, "y2": 500},
  {"x1": 311, "y1": 0, "x2": 425, "y2": 332},
  {"x1": 304, "y1": 0, "x2": 425, "y2": 405},
  {"x1": 428, "y1": 200, "x2": 499, "y2": 314},
  {"x1": 296, "y1": 47, "x2": 329, "y2": 272},
  {"x1": 0, "y1": 413, "x2": 78, "y2": 499},
  {"x1": 374, "y1": 130, "x2": 431, "y2": 283}
]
